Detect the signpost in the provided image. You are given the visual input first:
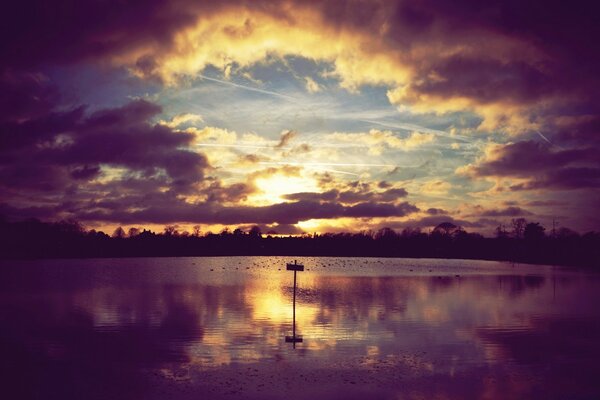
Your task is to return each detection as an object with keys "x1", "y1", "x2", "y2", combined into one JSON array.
[{"x1": 285, "y1": 260, "x2": 304, "y2": 347}]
